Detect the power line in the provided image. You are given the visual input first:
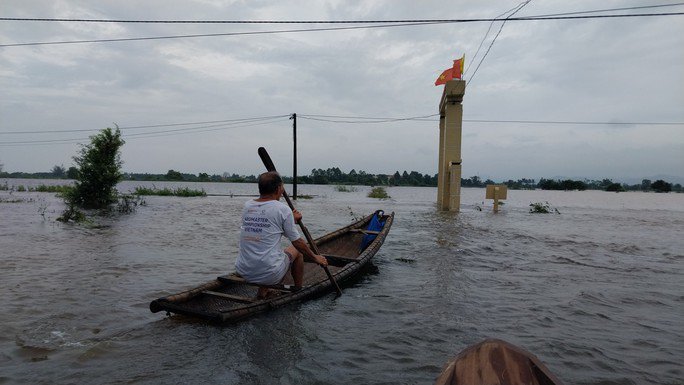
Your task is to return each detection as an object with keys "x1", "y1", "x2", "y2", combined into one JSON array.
[
  {"x1": 296, "y1": 114, "x2": 684, "y2": 126},
  {"x1": 467, "y1": 1, "x2": 532, "y2": 85},
  {"x1": 0, "y1": 117, "x2": 289, "y2": 146},
  {"x1": 465, "y1": 2, "x2": 528, "y2": 76},
  {"x1": 0, "y1": 115, "x2": 290, "y2": 135},
  {"x1": 2, "y1": 3, "x2": 682, "y2": 24},
  {"x1": 299, "y1": 114, "x2": 438, "y2": 124},
  {"x1": 2, "y1": 12, "x2": 683, "y2": 48},
  {"x1": 0, "y1": 22, "x2": 442, "y2": 47},
  {"x1": 123, "y1": 116, "x2": 288, "y2": 139},
  {"x1": 1, "y1": 115, "x2": 681, "y2": 146},
  {"x1": 463, "y1": 119, "x2": 684, "y2": 125},
  {"x1": 119, "y1": 114, "x2": 289, "y2": 129},
  {"x1": 527, "y1": 2, "x2": 684, "y2": 18}
]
